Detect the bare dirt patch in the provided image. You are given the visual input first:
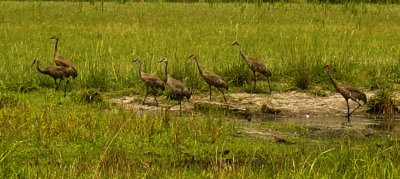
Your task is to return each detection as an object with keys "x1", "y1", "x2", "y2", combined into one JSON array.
[{"x1": 110, "y1": 91, "x2": 375, "y2": 118}]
